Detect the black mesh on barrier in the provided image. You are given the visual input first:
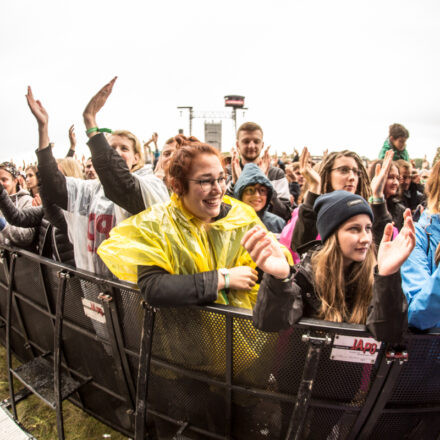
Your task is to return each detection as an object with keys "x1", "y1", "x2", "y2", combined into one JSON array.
[
  {"x1": 232, "y1": 390, "x2": 285, "y2": 439},
  {"x1": 113, "y1": 287, "x2": 143, "y2": 353},
  {"x1": 371, "y1": 412, "x2": 440, "y2": 440},
  {"x1": 232, "y1": 316, "x2": 283, "y2": 388},
  {"x1": 13, "y1": 256, "x2": 46, "y2": 309},
  {"x1": 313, "y1": 342, "x2": 382, "y2": 405},
  {"x1": 387, "y1": 334, "x2": 440, "y2": 404},
  {"x1": 152, "y1": 308, "x2": 227, "y2": 380},
  {"x1": 148, "y1": 365, "x2": 226, "y2": 436}
]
